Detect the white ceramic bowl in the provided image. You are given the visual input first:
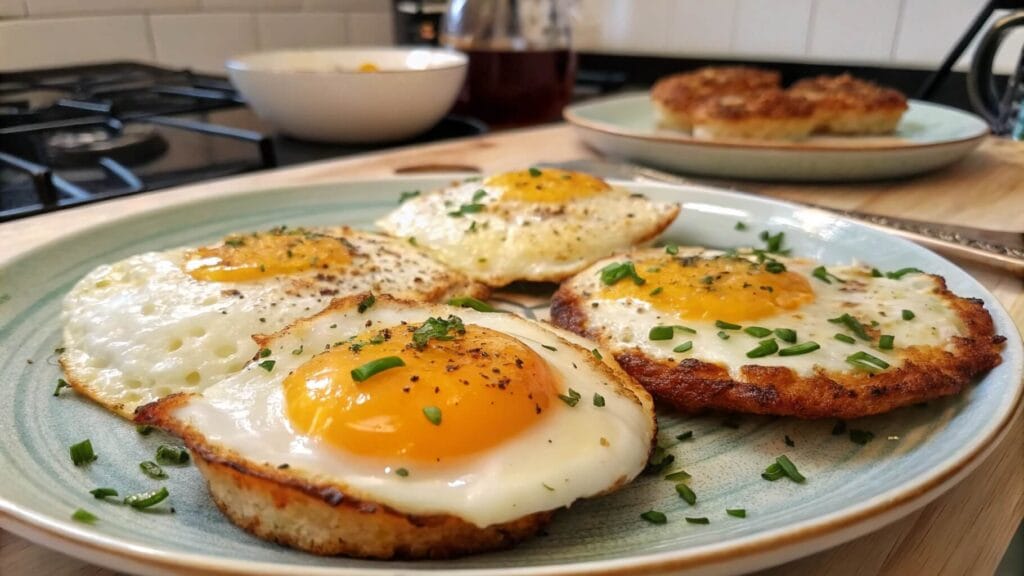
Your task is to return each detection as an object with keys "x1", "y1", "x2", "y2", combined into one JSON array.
[{"x1": 226, "y1": 48, "x2": 467, "y2": 143}]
